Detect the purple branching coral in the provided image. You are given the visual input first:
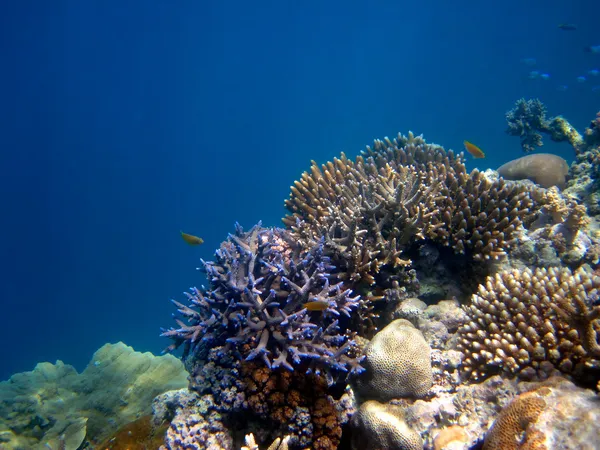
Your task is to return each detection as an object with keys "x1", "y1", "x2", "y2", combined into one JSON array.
[{"x1": 162, "y1": 223, "x2": 364, "y2": 383}]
